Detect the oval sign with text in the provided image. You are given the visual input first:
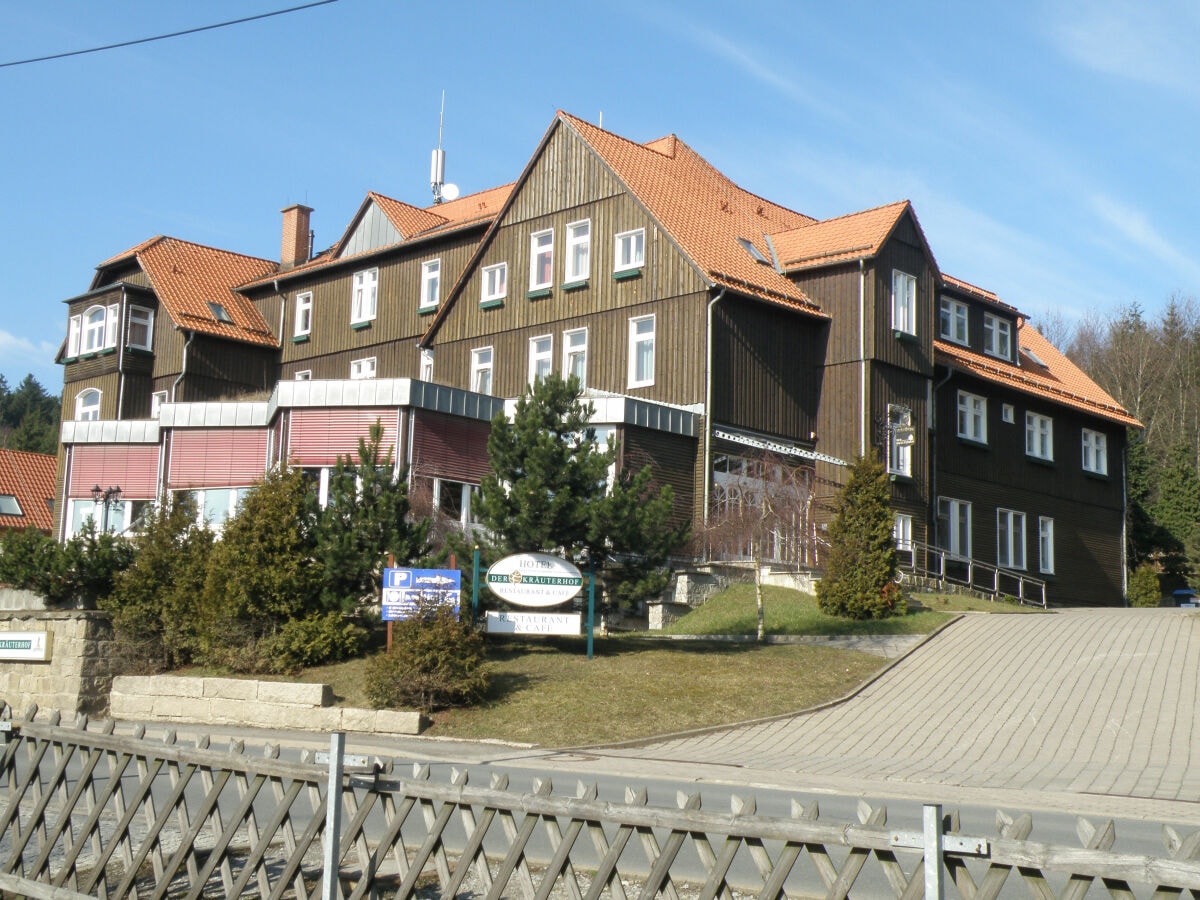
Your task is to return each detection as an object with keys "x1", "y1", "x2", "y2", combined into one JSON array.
[{"x1": 486, "y1": 552, "x2": 583, "y2": 607}]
